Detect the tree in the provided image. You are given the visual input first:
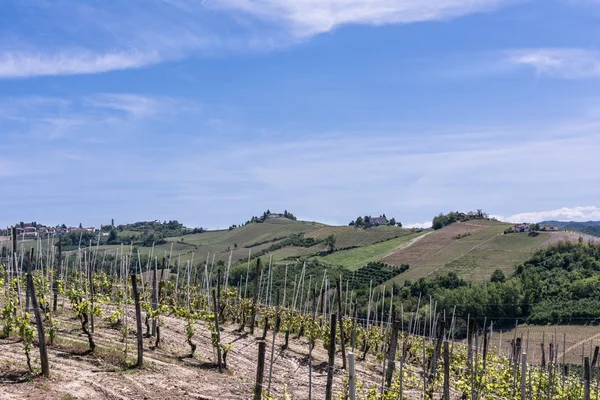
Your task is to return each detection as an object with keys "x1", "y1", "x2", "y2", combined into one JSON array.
[
  {"x1": 388, "y1": 218, "x2": 396, "y2": 226},
  {"x1": 490, "y1": 269, "x2": 506, "y2": 283},
  {"x1": 397, "y1": 221, "x2": 402, "y2": 228},
  {"x1": 107, "y1": 230, "x2": 118, "y2": 244},
  {"x1": 79, "y1": 222, "x2": 83, "y2": 229},
  {"x1": 355, "y1": 216, "x2": 364, "y2": 227},
  {"x1": 324, "y1": 234, "x2": 336, "y2": 253}
]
